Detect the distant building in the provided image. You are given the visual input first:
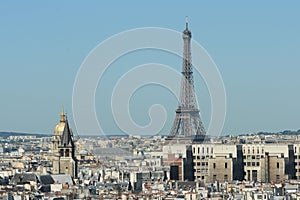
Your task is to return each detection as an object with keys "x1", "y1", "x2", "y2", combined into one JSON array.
[
  {"x1": 192, "y1": 143, "x2": 296, "y2": 183},
  {"x1": 52, "y1": 109, "x2": 77, "y2": 178}
]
